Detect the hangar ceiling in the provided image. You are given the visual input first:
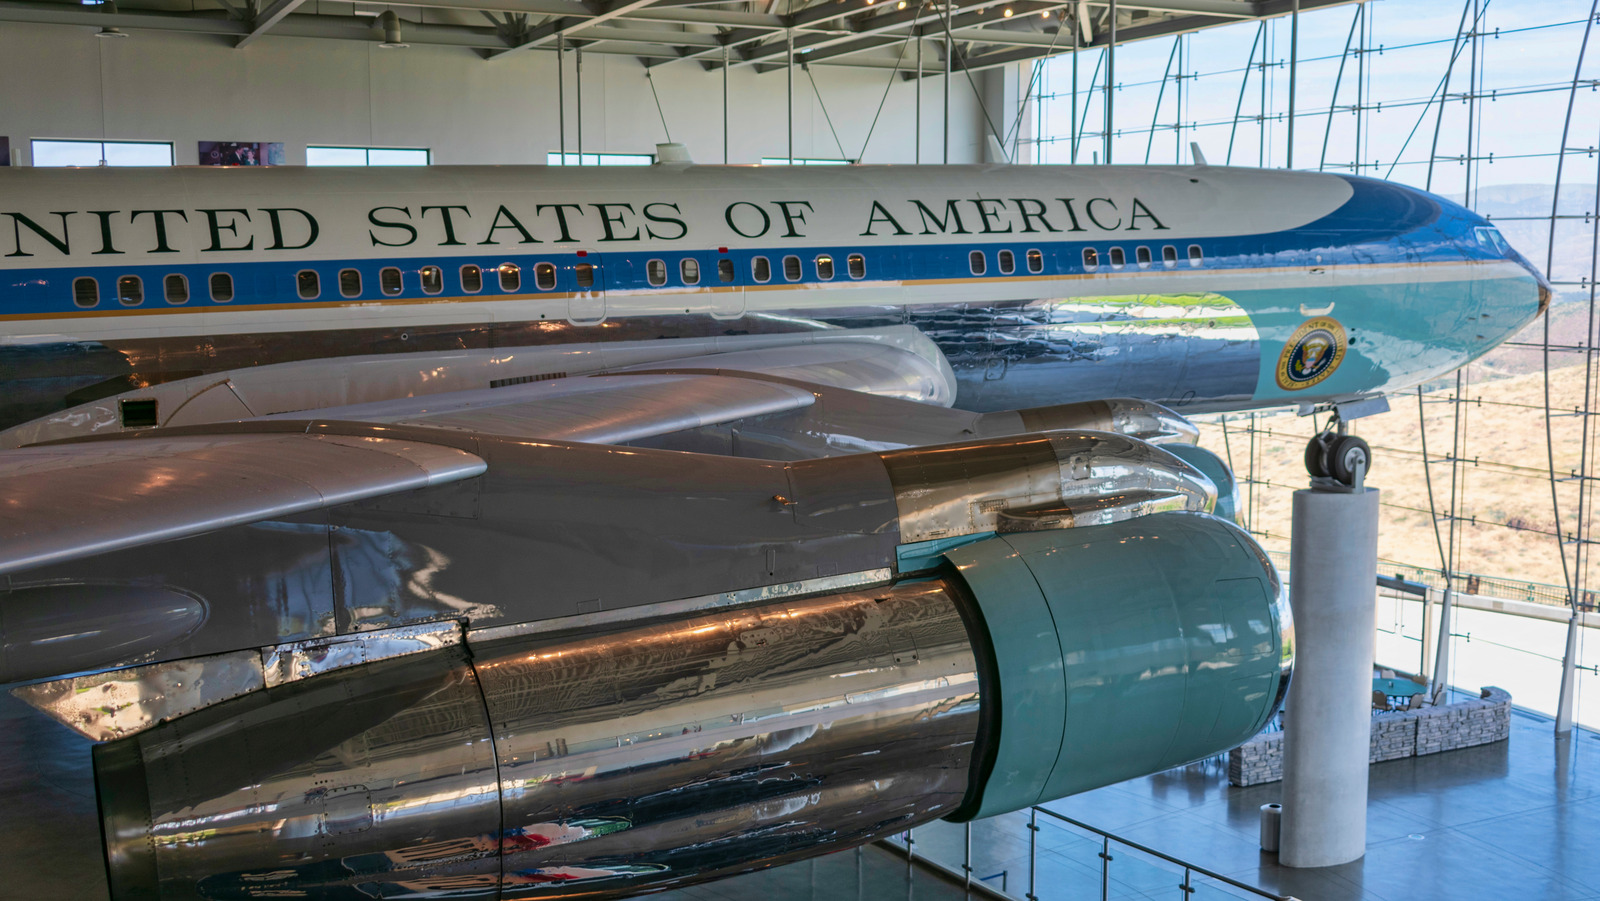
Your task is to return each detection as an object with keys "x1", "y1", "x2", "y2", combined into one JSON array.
[{"x1": 0, "y1": 0, "x2": 1354, "y2": 74}]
